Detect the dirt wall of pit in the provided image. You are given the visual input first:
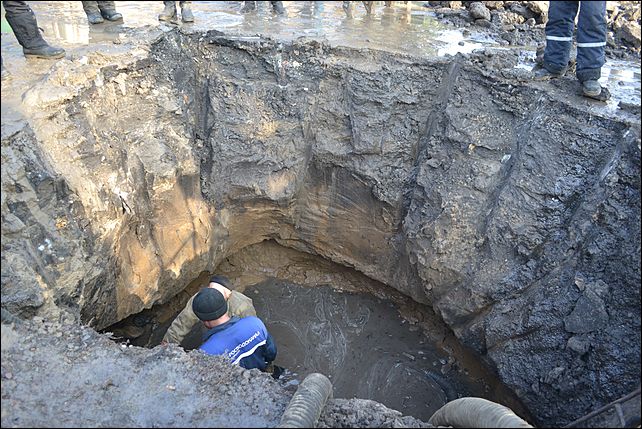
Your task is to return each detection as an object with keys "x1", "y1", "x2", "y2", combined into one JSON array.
[{"x1": 1, "y1": 30, "x2": 640, "y2": 426}]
